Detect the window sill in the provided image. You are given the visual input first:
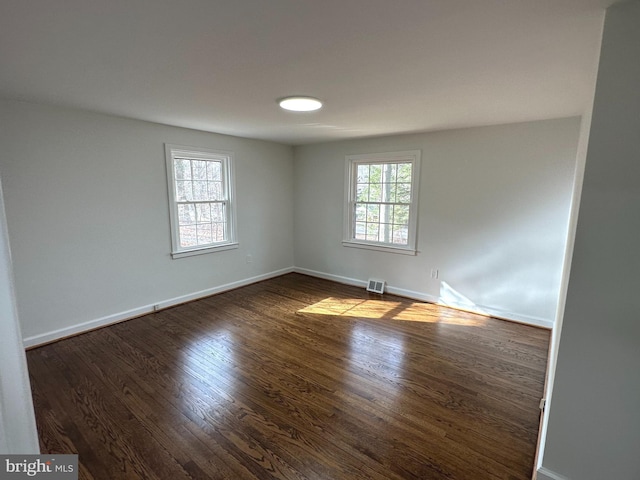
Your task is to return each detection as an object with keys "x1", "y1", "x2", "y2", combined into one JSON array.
[
  {"x1": 171, "y1": 242, "x2": 239, "y2": 259},
  {"x1": 342, "y1": 240, "x2": 417, "y2": 256}
]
